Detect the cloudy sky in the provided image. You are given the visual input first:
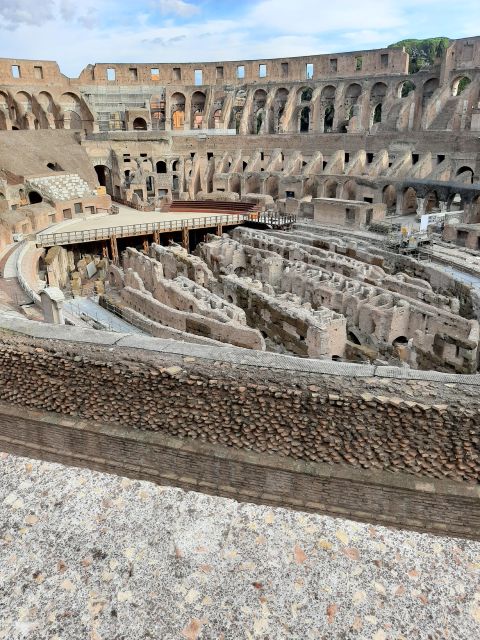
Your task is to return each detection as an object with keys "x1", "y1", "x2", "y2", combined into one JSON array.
[{"x1": 1, "y1": 0, "x2": 479, "y2": 76}]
